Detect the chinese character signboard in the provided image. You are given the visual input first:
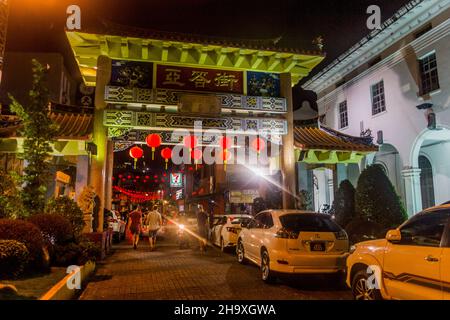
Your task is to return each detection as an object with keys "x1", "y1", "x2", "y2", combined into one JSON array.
[
  {"x1": 156, "y1": 64, "x2": 244, "y2": 94},
  {"x1": 170, "y1": 172, "x2": 183, "y2": 188},
  {"x1": 229, "y1": 189, "x2": 260, "y2": 204},
  {"x1": 111, "y1": 60, "x2": 153, "y2": 89},
  {"x1": 247, "y1": 71, "x2": 280, "y2": 97}
]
